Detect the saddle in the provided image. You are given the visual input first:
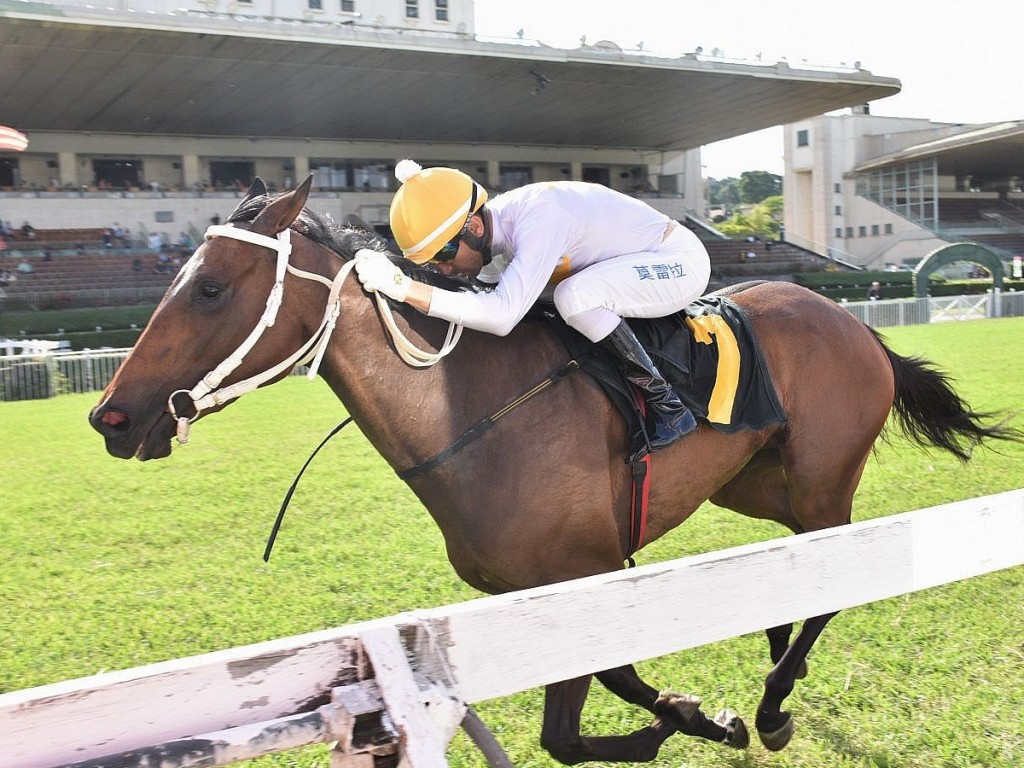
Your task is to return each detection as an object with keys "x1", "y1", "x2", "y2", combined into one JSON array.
[{"x1": 542, "y1": 296, "x2": 787, "y2": 439}]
